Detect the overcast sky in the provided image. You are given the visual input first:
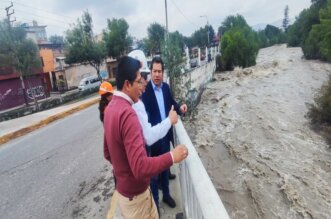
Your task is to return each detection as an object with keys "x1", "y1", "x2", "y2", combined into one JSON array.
[{"x1": 0, "y1": 0, "x2": 312, "y2": 39}]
